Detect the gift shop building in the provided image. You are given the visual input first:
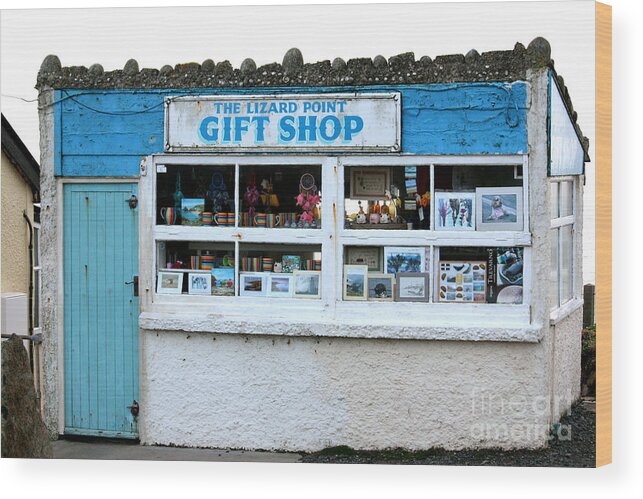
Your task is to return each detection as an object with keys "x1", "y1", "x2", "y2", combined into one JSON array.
[{"x1": 37, "y1": 38, "x2": 588, "y2": 450}]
